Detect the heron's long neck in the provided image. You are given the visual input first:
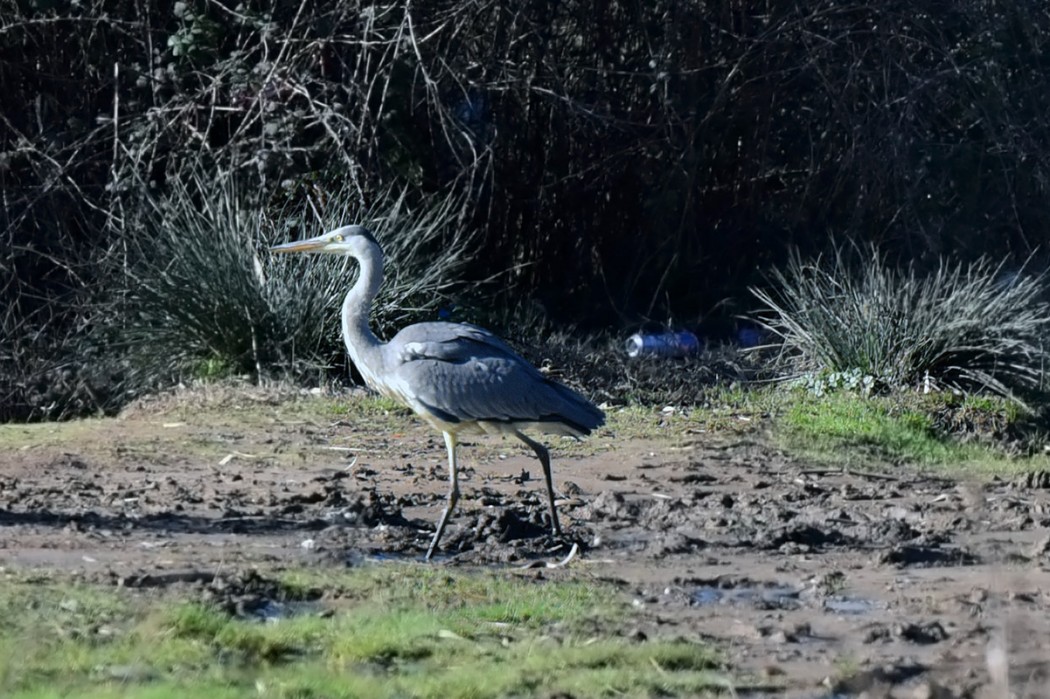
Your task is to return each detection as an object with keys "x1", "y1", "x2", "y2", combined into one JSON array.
[{"x1": 341, "y1": 247, "x2": 386, "y2": 384}]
